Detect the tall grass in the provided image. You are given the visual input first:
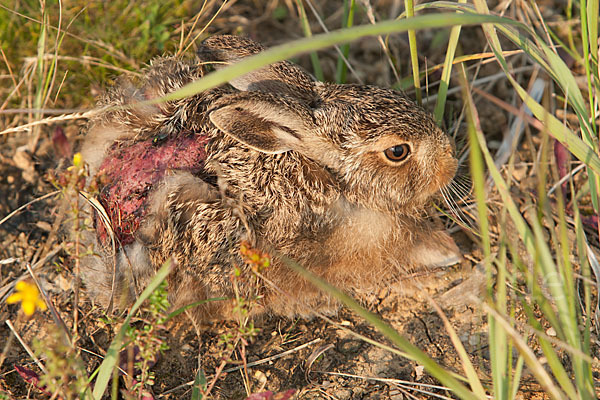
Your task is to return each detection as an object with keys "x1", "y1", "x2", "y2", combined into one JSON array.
[{"x1": 150, "y1": 4, "x2": 598, "y2": 398}]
